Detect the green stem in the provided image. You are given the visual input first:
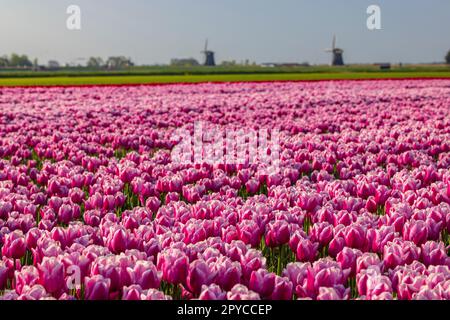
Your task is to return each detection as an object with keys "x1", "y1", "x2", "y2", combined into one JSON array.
[{"x1": 277, "y1": 246, "x2": 283, "y2": 276}]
